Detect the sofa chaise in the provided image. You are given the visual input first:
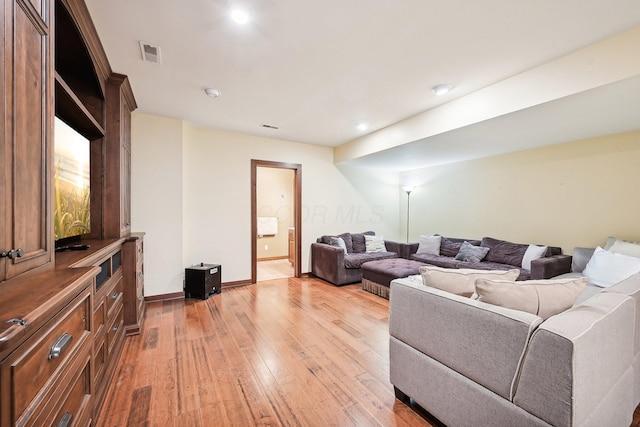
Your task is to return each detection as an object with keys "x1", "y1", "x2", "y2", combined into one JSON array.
[
  {"x1": 311, "y1": 231, "x2": 401, "y2": 286},
  {"x1": 389, "y1": 269, "x2": 640, "y2": 426}
]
